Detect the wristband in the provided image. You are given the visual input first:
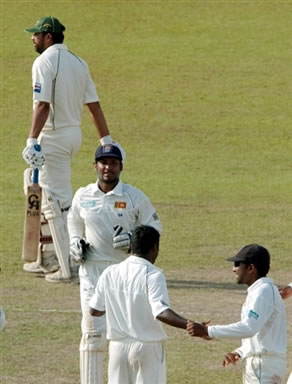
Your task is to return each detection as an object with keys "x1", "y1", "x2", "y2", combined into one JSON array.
[
  {"x1": 27, "y1": 138, "x2": 38, "y2": 146},
  {"x1": 100, "y1": 135, "x2": 113, "y2": 145}
]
